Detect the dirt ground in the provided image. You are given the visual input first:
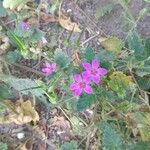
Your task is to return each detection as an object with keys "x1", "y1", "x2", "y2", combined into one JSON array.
[
  {"x1": 0, "y1": 0, "x2": 150, "y2": 149},
  {"x1": 62, "y1": 0, "x2": 150, "y2": 38}
]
